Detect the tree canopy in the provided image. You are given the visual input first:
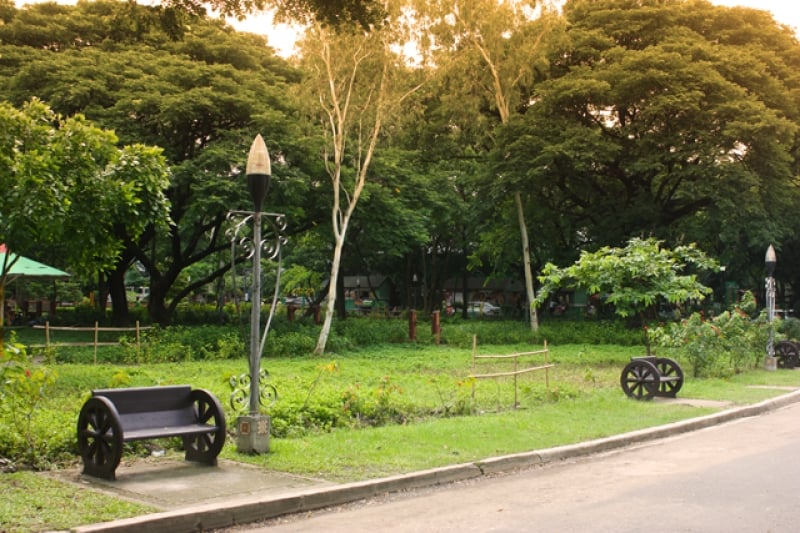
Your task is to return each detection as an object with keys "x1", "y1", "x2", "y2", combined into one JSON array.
[
  {"x1": 0, "y1": 99, "x2": 170, "y2": 275},
  {"x1": 0, "y1": 0, "x2": 312, "y2": 324},
  {"x1": 496, "y1": 0, "x2": 800, "y2": 265},
  {"x1": 2, "y1": 0, "x2": 800, "y2": 325},
  {"x1": 0, "y1": 98, "x2": 170, "y2": 344},
  {"x1": 168, "y1": 0, "x2": 385, "y2": 28}
]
